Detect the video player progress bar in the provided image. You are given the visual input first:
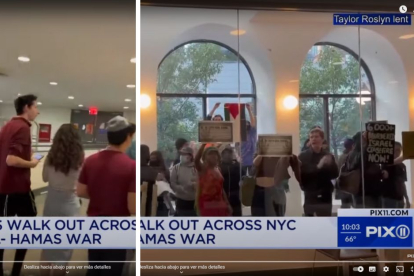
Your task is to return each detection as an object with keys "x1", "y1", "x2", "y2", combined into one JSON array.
[{"x1": 340, "y1": 232, "x2": 362, "y2": 234}]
